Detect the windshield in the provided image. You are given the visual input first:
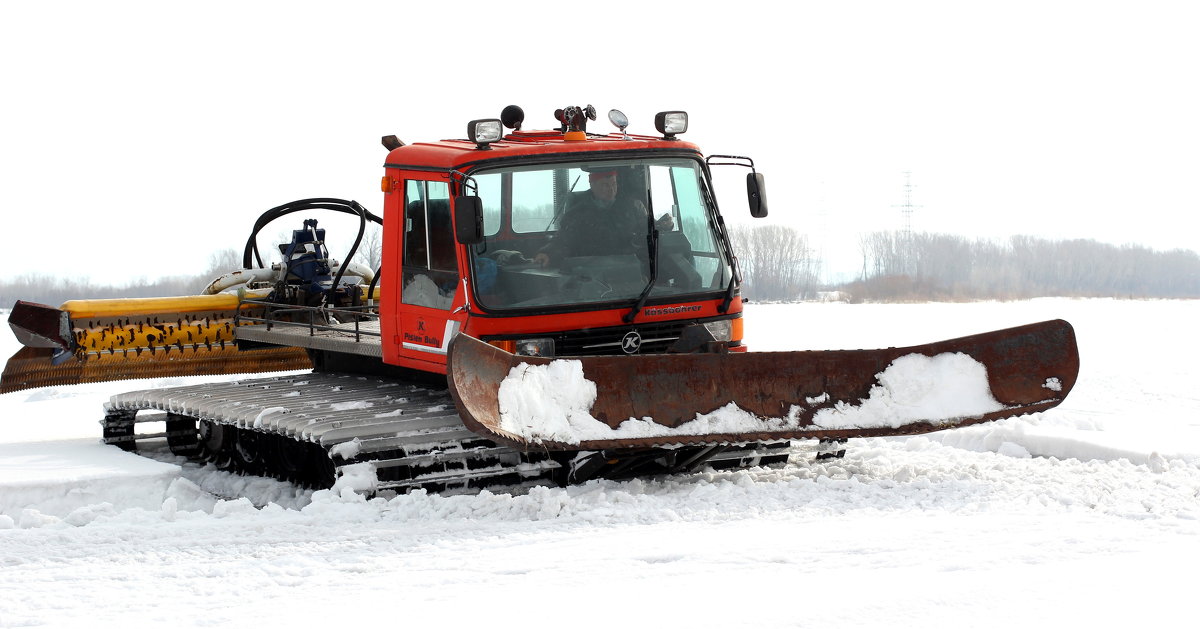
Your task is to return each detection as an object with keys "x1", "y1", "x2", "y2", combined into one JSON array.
[{"x1": 468, "y1": 157, "x2": 733, "y2": 311}]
